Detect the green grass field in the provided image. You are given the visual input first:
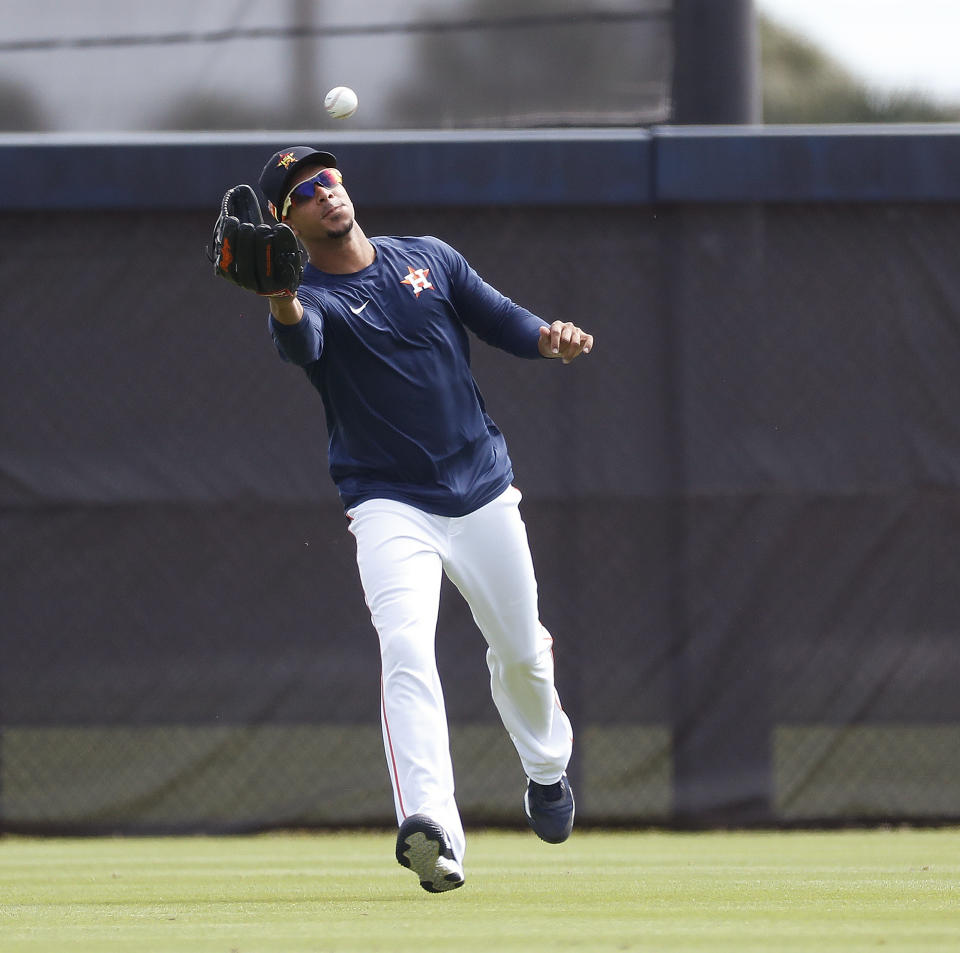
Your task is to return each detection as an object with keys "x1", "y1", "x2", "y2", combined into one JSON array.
[{"x1": 1, "y1": 828, "x2": 958, "y2": 952}]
